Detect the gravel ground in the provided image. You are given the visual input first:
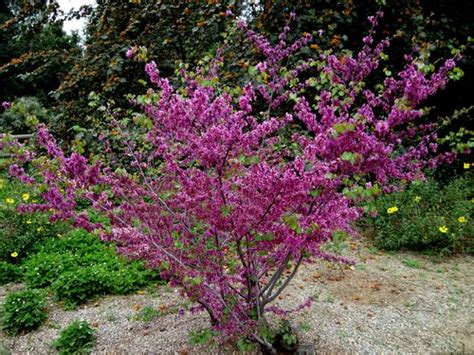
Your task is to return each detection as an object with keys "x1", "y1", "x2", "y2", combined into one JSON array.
[{"x1": 1, "y1": 241, "x2": 473, "y2": 354}]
